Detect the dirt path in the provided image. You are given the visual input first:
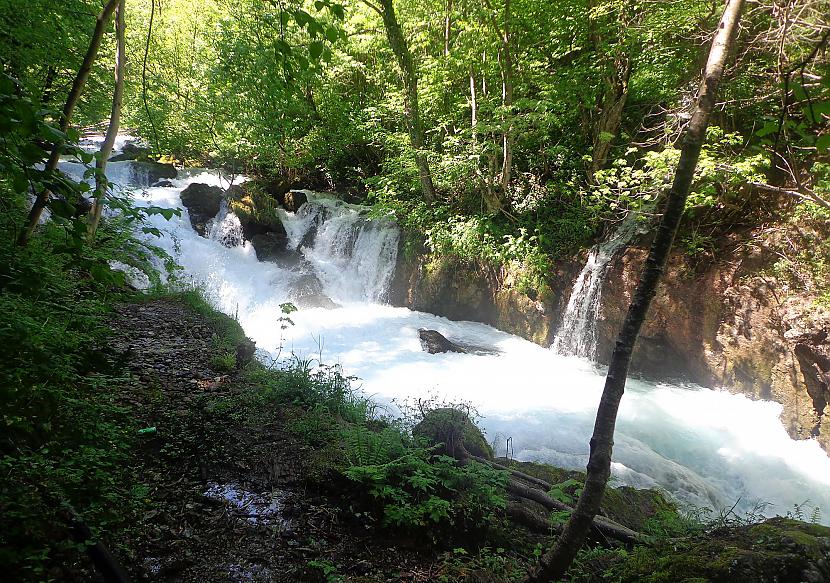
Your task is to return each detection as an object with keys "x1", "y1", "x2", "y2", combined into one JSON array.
[{"x1": 107, "y1": 298, "x2": 435, "y2": 582}]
